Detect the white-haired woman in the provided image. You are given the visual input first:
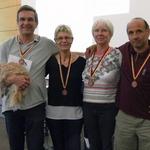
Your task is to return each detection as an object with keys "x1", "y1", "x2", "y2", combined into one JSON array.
[
  {"x1": 82, "y1": 19, "x2": 122, "y2": 150},
  {"x1": 45, "y1": 25, "x2": 85, "y2": 150}
]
